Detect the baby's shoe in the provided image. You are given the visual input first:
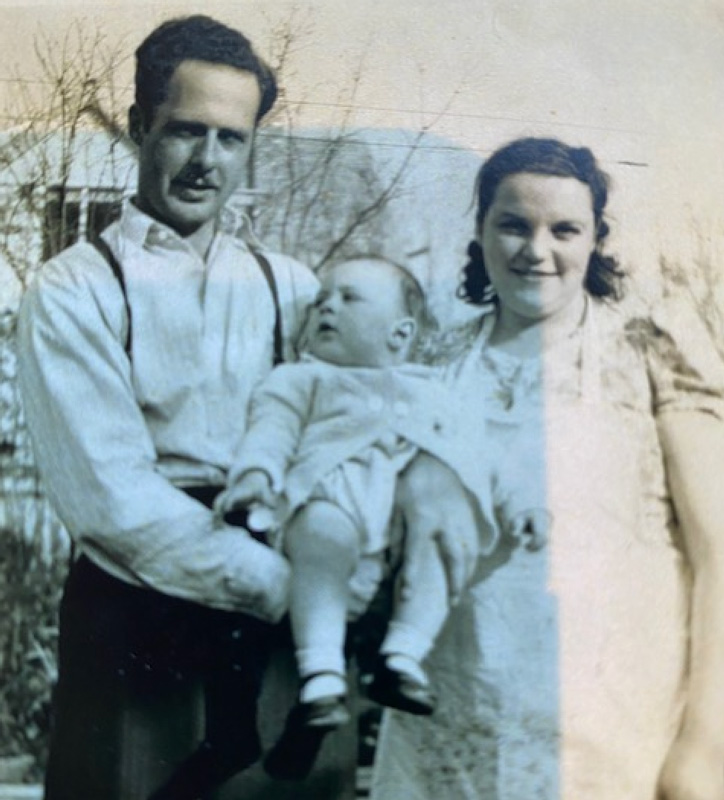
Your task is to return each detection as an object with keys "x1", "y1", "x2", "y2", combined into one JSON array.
[
  {"x1": 297, "y1": 671, "x2": 350, "y2": 729},
  {"x1": 367, "y1": 654, "x2": 436, "y2": 716}
]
